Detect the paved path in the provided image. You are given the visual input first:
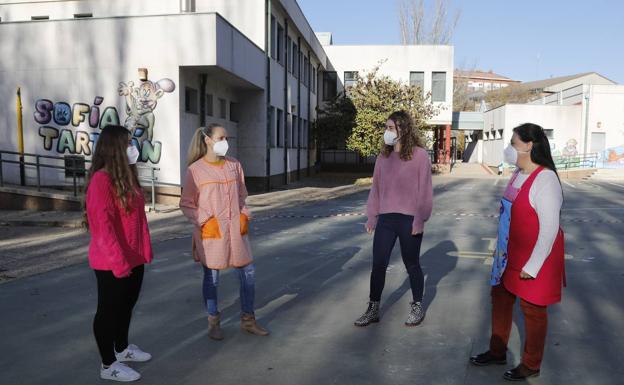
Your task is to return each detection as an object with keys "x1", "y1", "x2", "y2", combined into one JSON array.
[{"x1": 0, "y1": 177, "x2": 623, "y2": 384}]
